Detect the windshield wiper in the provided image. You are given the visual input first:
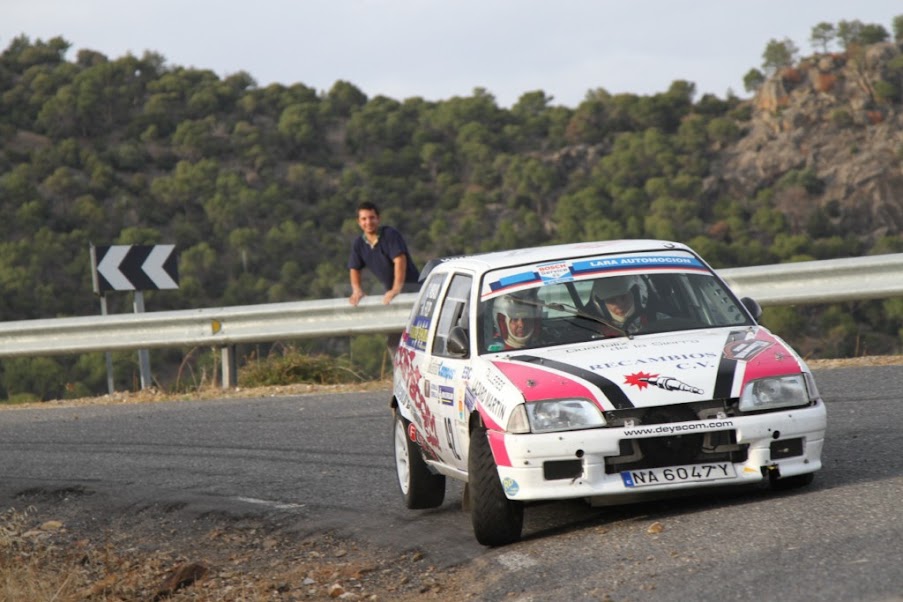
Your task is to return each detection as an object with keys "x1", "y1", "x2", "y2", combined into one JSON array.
[{"x1": 543, "y1": 301, "x2": 632, "y2": 339}]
